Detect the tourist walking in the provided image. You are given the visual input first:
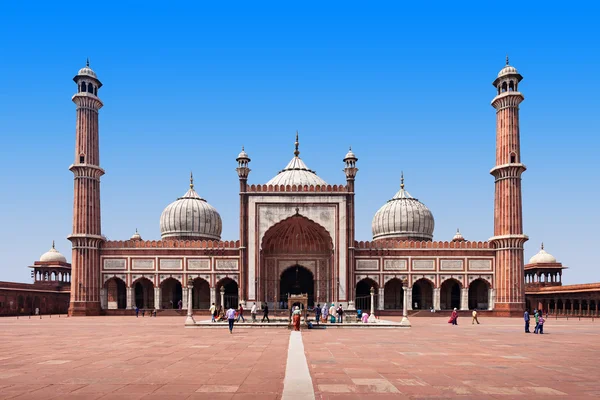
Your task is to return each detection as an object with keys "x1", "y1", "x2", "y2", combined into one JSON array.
[
  {"x1": 261, "y1": 303, "x2": 270, "y2": 323},
  {"x1": 210, "y1": 303, "x2": 216, "y2": 322},
  {"x1": 135, "y1": 306, "x2": 139, "y2": 318},
  {"x1": 236, "y1": 303, "x2": 246, "y2": 322},
  {"x1": 448, "y1": 308, "x2": 458, "y2": 325},
  {"x1": 524, "y1": 309, "x2": 530, "y2": 333},
  {"x1": 315, "y1": 303, "x2": 321, "y2": 324},
  {"x1": 292, "y1": 306, "x2": 301, "y2": 331},
  {"x1": 329, "y1": 303, "x2": 337, "y2": 323},
  {"x1": 337, "y1": 304, "x2": 344, "y2": 323},
  {"x1": 534, "y1": 309, "x2": 540, "y2": 334},
  {"x1": 322, "y1": 303, "x2": 329, "y2": 323},
  {"x1": 178, "y1": 299, "x2": 183, "y2": 310},
  {"x1": 226, "y1": 306, "x2": 236, "y2": 334},
  {"x1": 251, "y1": 302, "x2": 257, "y2": 322},
  {"x1": 472, "y1": 309, "x2": 480, "y2": 324},
  {"x1": 538, "y1": 314, "x2": 545, "y2": 334}
]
